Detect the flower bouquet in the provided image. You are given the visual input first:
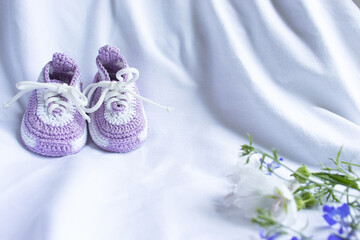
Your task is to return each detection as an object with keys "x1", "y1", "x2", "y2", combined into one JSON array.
[{"x1": 225, "y1": 135, "x2": 360, "y2": 240}]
